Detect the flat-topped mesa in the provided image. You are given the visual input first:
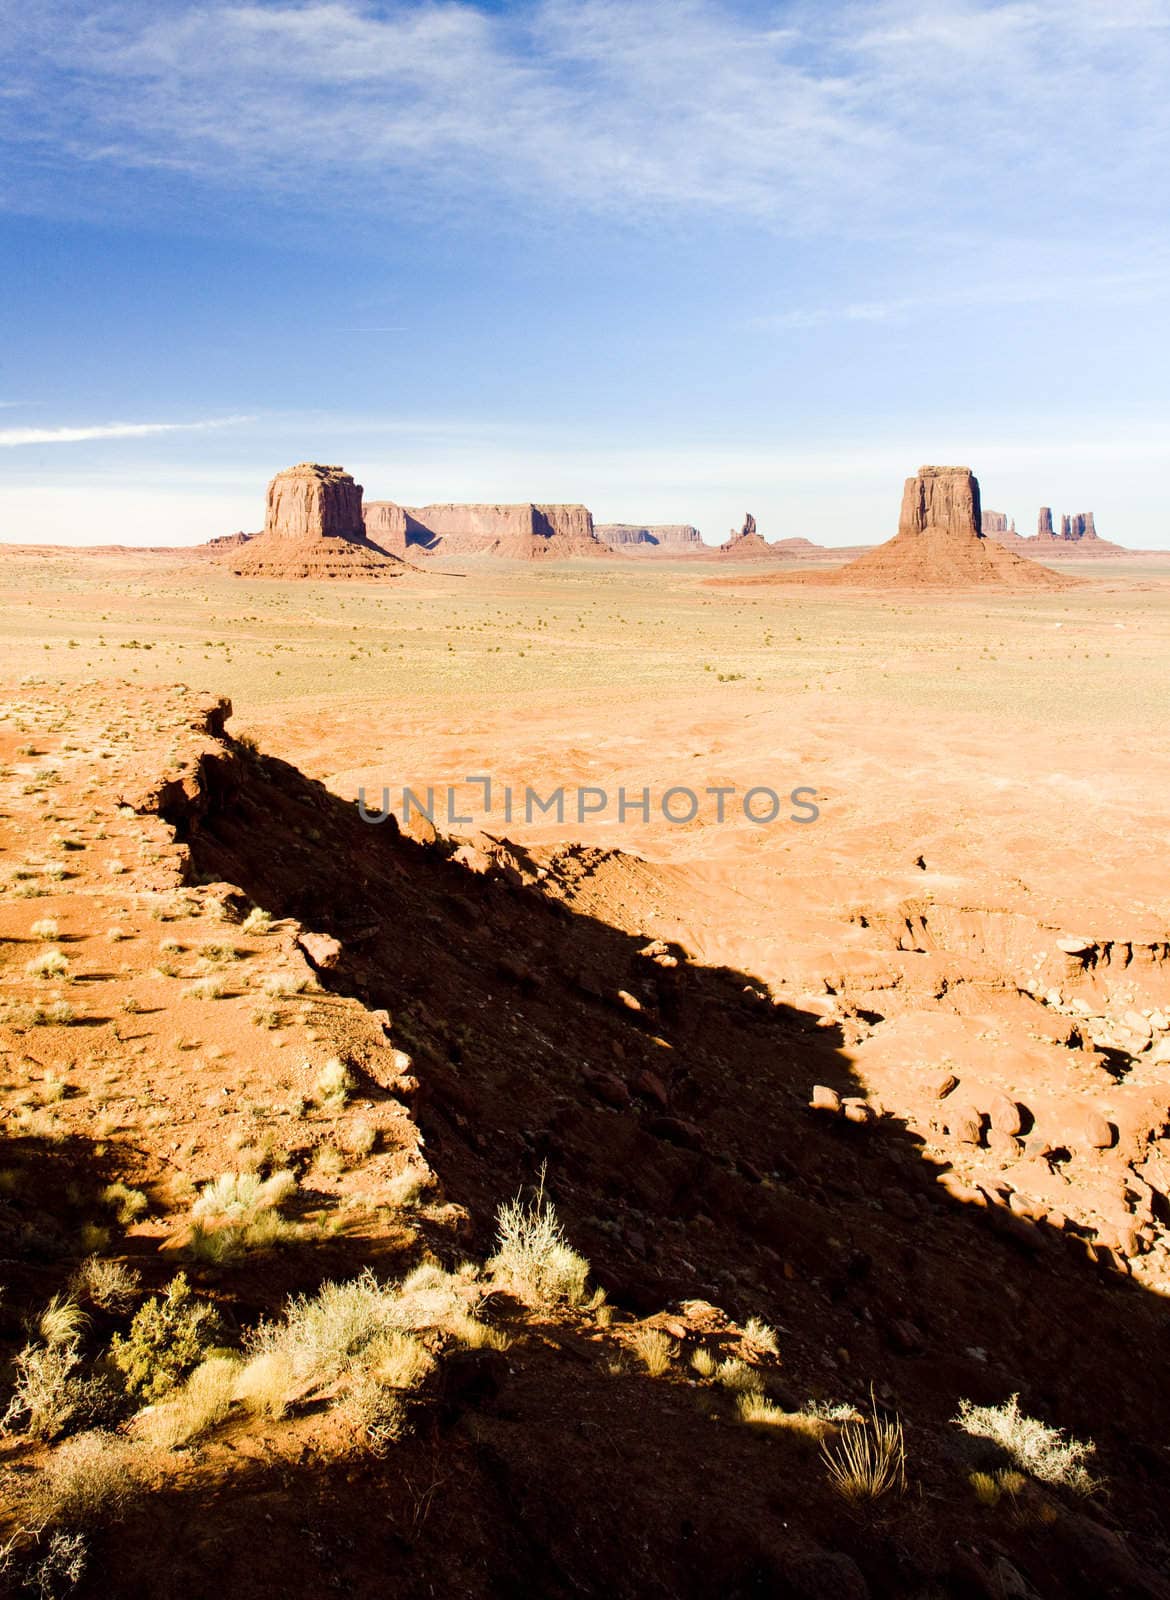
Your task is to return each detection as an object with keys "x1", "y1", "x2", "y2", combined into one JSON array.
[
  {"x1": 384, "y1": 502, "x2": 606, "y2": 558},
  {"x1": 265, "y1": 463, "x2": 365, "y2": 541},
  {"x1": 897, "y1": 465, "x2": 981, "y2": 540},
  {"x1": 362, "y1": 502, "x2": 408, "y2": 556},
  {"x1": 981, "y1": 510, "x2": 1012, "y2": 535},
  {"x1": 595, "y1": 523, "x2": 704, "y2": 550}
]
